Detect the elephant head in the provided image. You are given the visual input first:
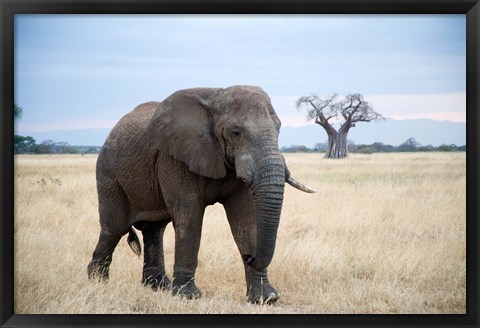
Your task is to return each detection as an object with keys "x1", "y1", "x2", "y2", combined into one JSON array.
[{"x1": 149, "y1": 85, "x2": 315, "y2": 271}]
